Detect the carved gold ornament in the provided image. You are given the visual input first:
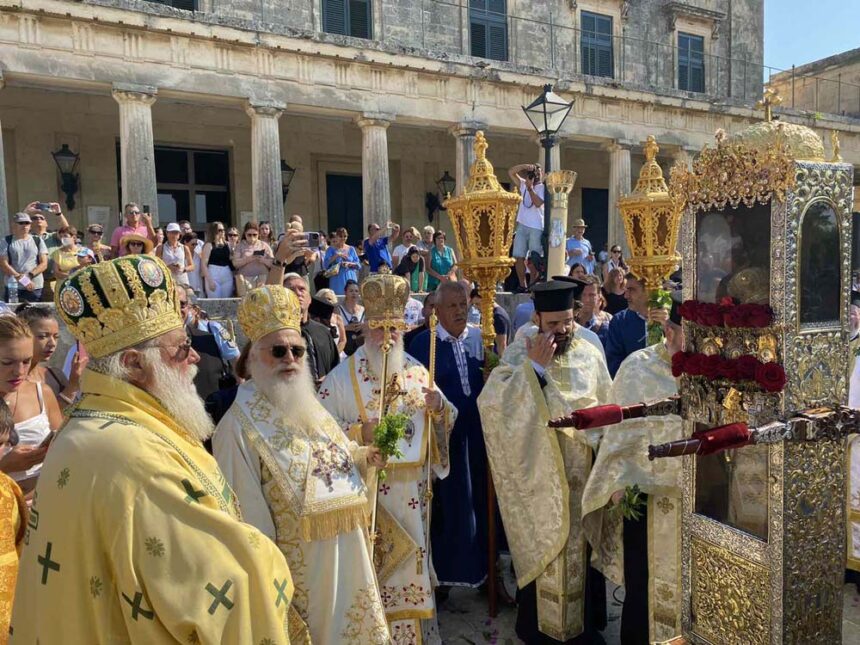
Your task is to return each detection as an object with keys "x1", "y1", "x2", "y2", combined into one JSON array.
[
  {"x1": 618, "y1": 136, "x2": 682, "y2": 292},
  {"x1": 444, "y1": 132, "x2": 521, "y2": 350},
  {"x1": 669, "y1": 125, "x2": 800, "y2": 215},
  {"x1": 691, "y1": 537, "x2": 770, "y2": 644},
  {"x1": 545, "y1": 170, "x2": 577, "y2": 211}
]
